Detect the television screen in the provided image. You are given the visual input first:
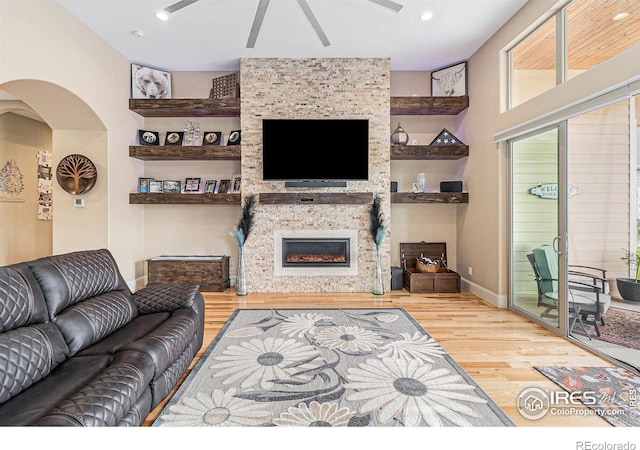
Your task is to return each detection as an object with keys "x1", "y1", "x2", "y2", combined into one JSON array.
[{"x1": 262, "y1": 119, "x2": 369, "y2": 181}]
